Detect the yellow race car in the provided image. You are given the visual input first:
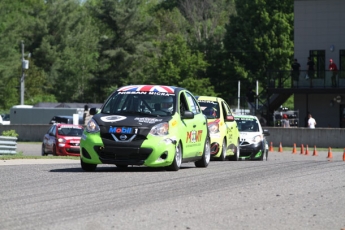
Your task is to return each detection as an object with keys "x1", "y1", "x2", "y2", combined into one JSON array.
[{"x1": 197, "y1": 96, "x2": 240, "y2": 161}]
